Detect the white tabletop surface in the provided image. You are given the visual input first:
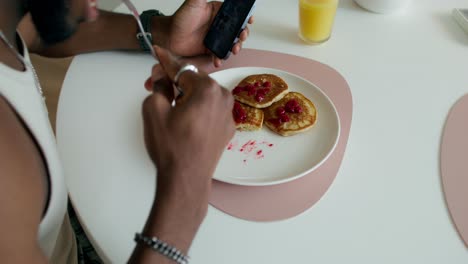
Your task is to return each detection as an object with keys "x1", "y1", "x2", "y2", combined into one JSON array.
[{"x1": 57, "y1": 0, "x2": 468, "y2": 263}]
